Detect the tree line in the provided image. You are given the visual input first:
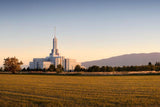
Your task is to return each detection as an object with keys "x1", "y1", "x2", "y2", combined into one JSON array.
[
  {"x1": 2, "y1": 57, "x2": 160, "y2": 74},
  {"x1": 85, "y1": 62, "x2": 160, "y2": 72}
]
